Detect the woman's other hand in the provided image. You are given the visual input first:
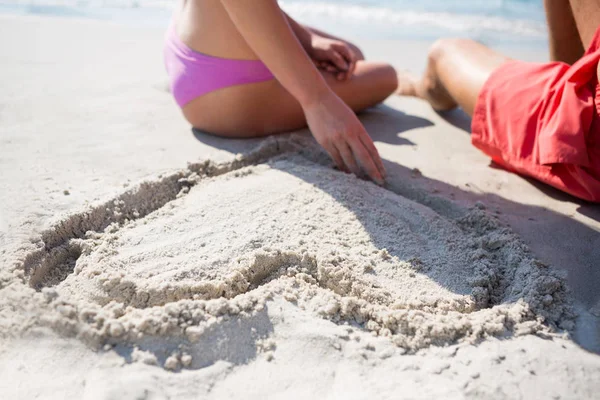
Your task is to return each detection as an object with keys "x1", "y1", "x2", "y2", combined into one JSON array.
[
  {"x1": 308, "y1": 36, "x2": 357, "y2": 81},
  {"x1": 302, "y1": 91, "x2": 386, "y2": 185}
]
